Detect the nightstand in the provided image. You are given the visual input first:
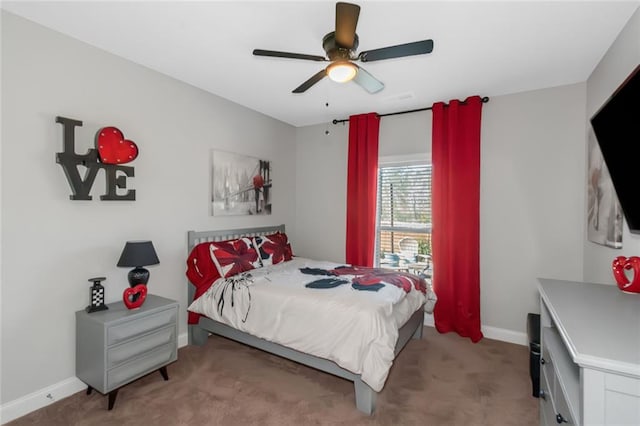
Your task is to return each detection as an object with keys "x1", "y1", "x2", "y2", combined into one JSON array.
[{"x1": 75, "y1": 294, "x2": 178, "y2": 410}]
